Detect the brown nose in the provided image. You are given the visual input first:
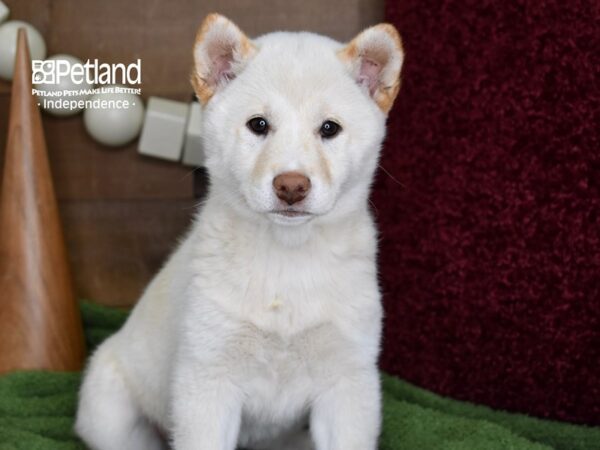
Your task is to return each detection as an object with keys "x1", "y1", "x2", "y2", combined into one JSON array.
[{"x1": 273, "y1": 172, "x2": 311, "y2": 205}]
